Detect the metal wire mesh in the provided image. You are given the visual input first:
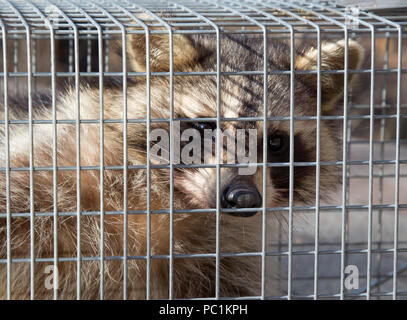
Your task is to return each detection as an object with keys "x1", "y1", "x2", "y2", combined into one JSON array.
[{"x1": 0, "y1": 0, "x2": 406, "y2": 300}]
